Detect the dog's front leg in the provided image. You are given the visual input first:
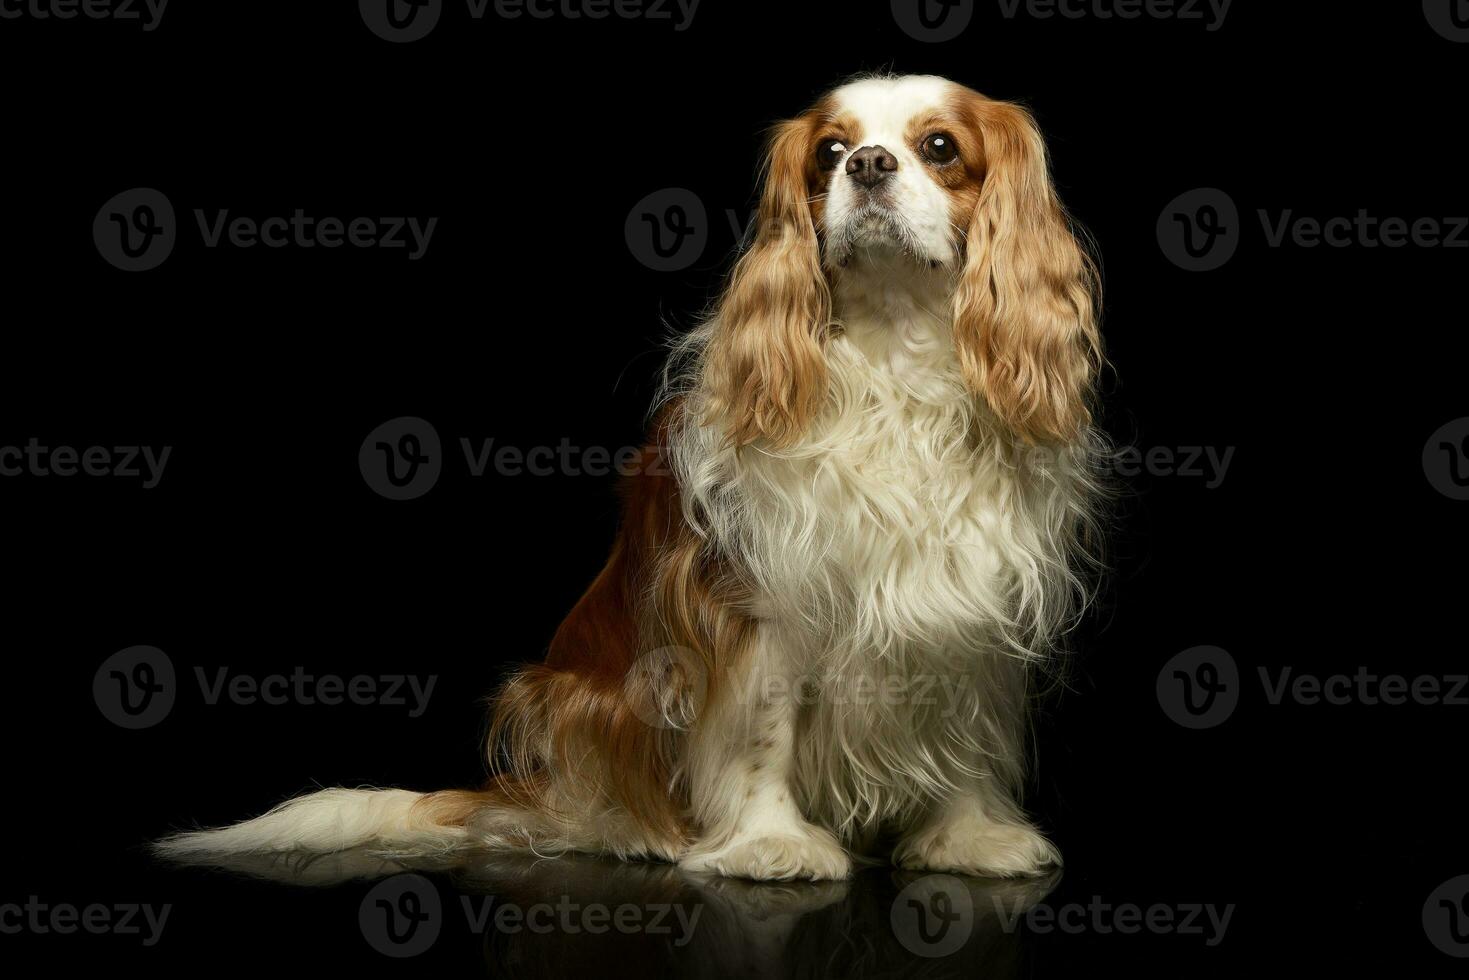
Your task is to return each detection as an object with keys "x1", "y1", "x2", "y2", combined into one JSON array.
[
  {"x1": 677, "y1": 623, "x2": 850, "y2": 881},
  {"x1": 893, "y1": 774, "x2": 1060, "y2": 878}
]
